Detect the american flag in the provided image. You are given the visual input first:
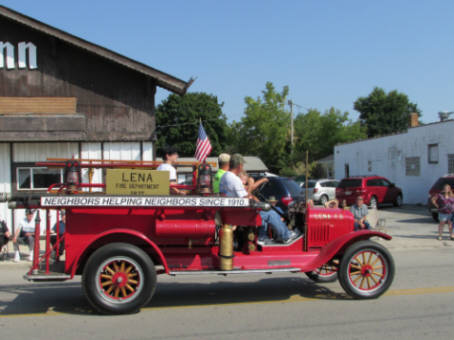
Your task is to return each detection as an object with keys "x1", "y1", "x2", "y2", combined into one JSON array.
[{"x1": 194, "y1": 122, "x2": 212, "y2": 162}]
